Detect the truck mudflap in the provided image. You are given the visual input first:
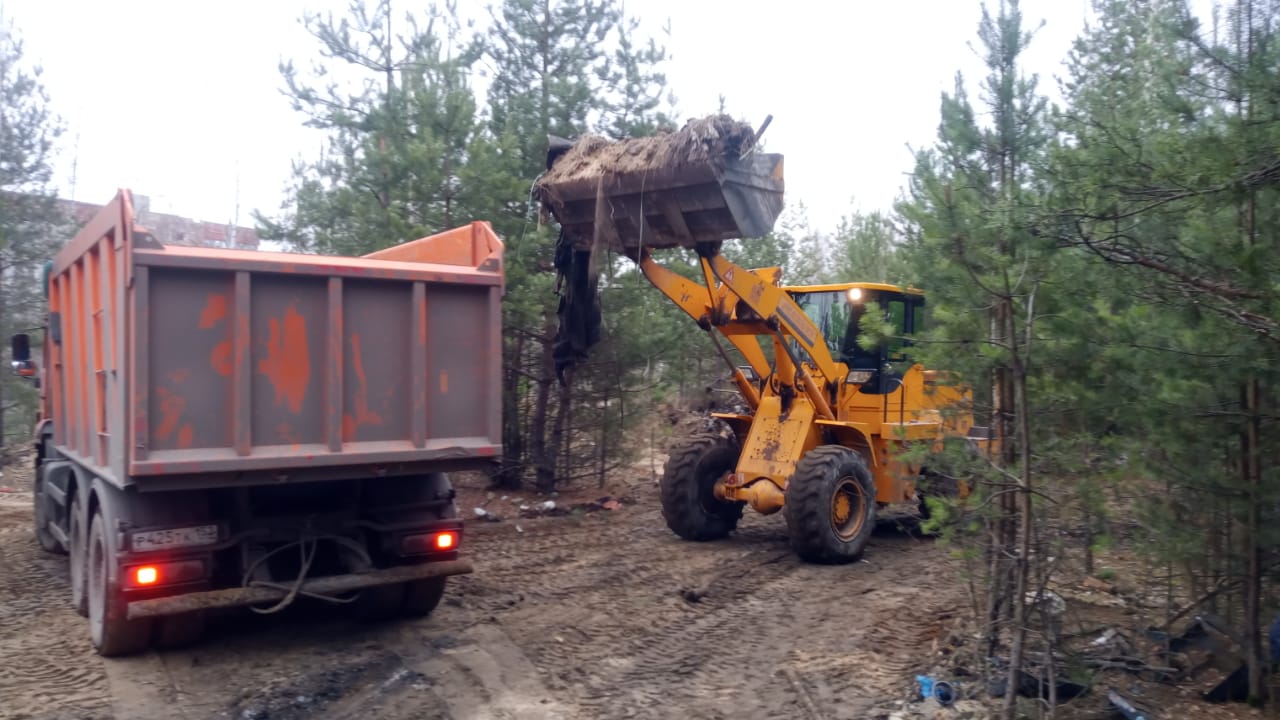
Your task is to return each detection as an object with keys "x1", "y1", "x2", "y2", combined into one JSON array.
[{"x1": 125, "y1": 559, "x2": 474, "y2": 620}]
